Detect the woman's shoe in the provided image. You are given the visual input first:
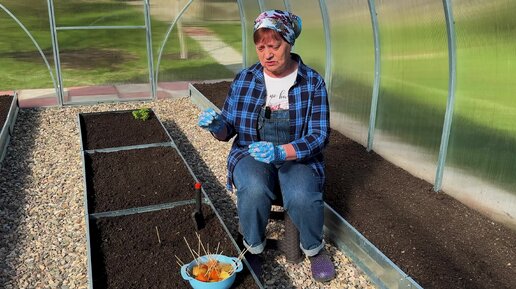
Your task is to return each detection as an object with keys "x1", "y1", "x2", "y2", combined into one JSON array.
[{"x1": 308, "y1": 249, "x2": 336, "y2": 282}]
